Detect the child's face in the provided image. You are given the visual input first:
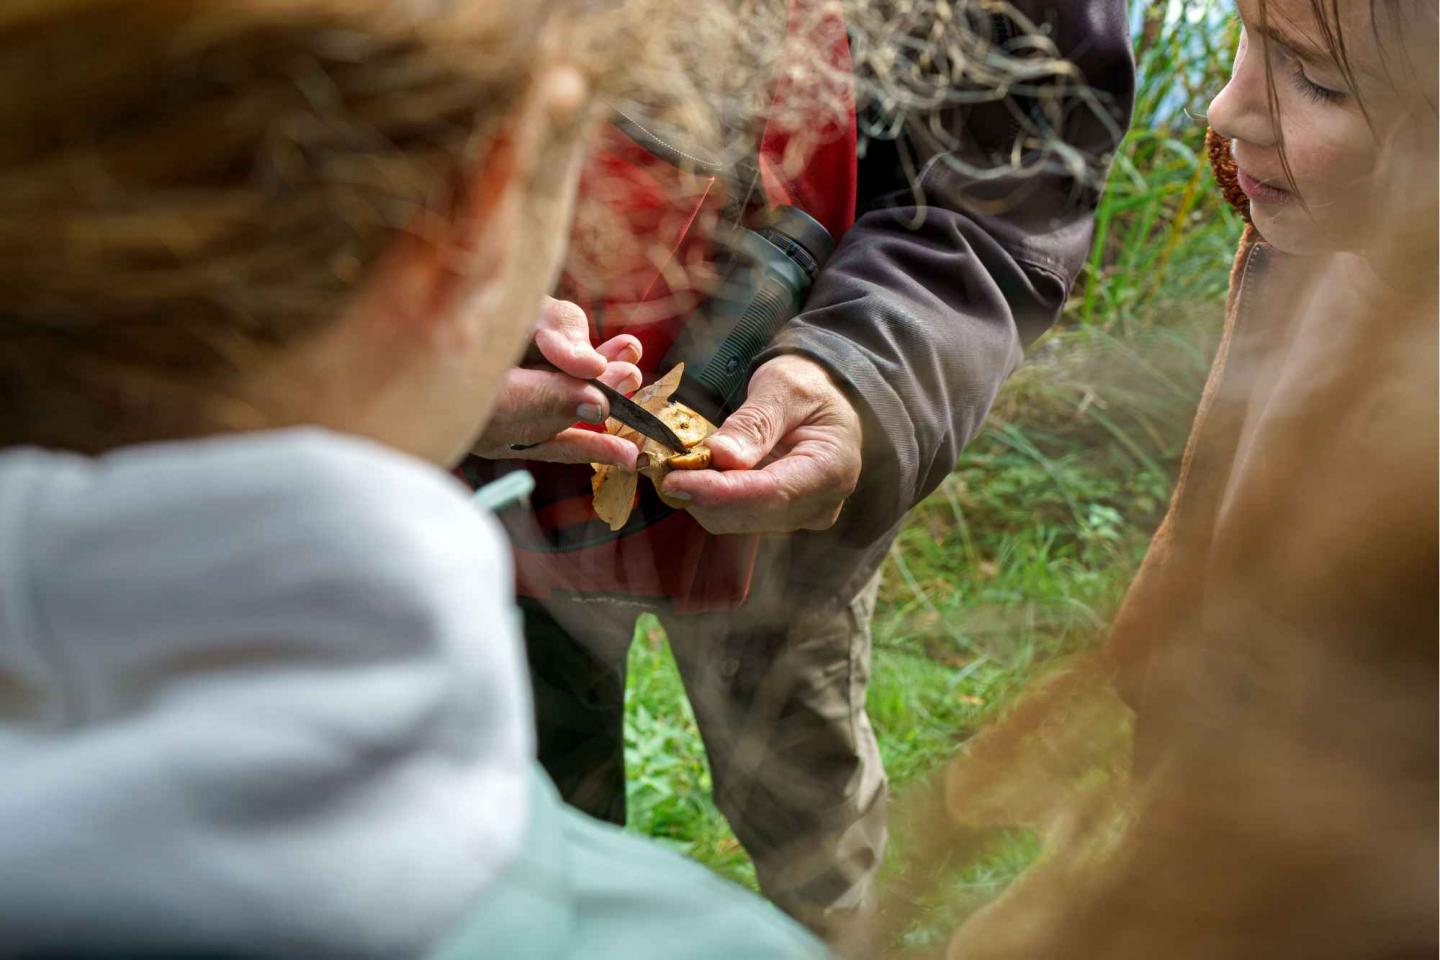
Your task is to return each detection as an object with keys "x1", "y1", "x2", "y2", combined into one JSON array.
[{"x1": 1208, "y1": 0, "x2": 1424, "y2": 255}]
